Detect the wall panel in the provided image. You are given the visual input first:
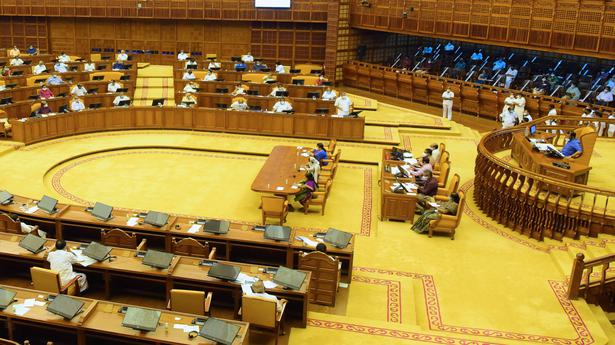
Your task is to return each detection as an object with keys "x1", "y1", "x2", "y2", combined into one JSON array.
[{"x1": 0, "y1": 16, "x2": 48, "y2": 52}]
